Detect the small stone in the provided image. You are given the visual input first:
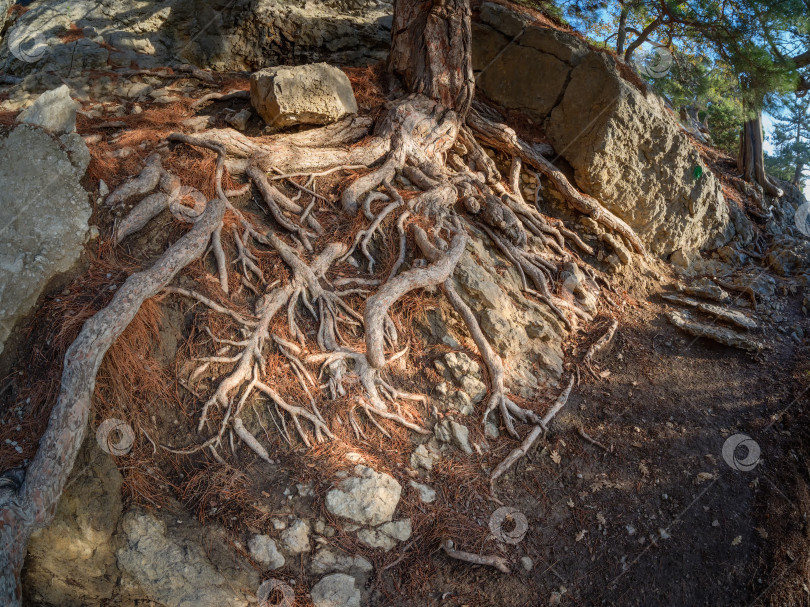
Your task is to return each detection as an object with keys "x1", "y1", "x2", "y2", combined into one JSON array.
[
  {"x1": 435, "y1": 419, "x2": 473, "y2": 455},
  {"x1": 520, "y1": 556, "x2": 534, "y2": 571},
  {"x1": 311, "y1": 573, "x2": 361, "y2": 607},
  {"x1": 356, "y1": 519, "x2": 412, "y2": 551},
  {"x1": 325, "y1": 465, "x2": 402, "y2": 526},
  {"x1": 280, "y1": 519, "x2": 310, "y2": 554},
  {"x1": 310, "y1": 547, "x2": 373, "y2": 576},
  {"x1": 17, "y1": 85, "x2": 79, "y2": 134},
  {"x1": 485, "y1": 422, "x2": 499, "y2": 439},
  {"x1": 250, "y1": 63, "x2": 358, "y2": 128},
  {"x1": 410, "y1": 444, "x2": 437, "y2": 471},
  {"x1": 226, "y1": 108, "x2": 251, "y2": 131},
  {"x1": 409, "y1": 481, "x2": 436, "y2": 503},
  {"x1": 248, "y1": 534, "x2": 285, "y2": 569}
]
